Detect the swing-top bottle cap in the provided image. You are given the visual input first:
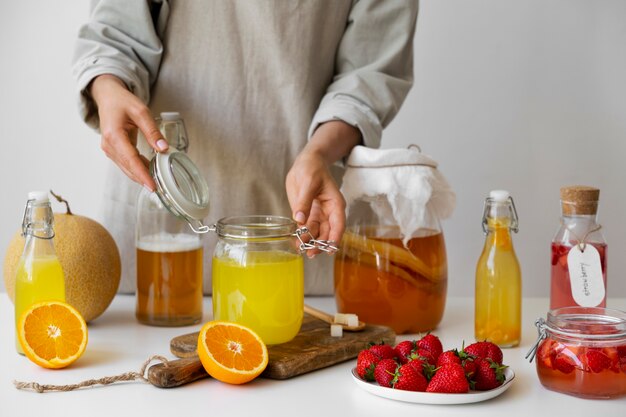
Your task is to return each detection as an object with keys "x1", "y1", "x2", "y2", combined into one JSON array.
[
  {"x1": 27, "y1": 191, "x2": 49, "y2": 203},
  {"x1": 489, "y1": 190, "x2": 510, "y2": 202},
  {"x1": 560, "y1": 185, "x2": 599, "y2": 215},
  {"x1": 160, "y1": 112, "x2": 181, "y2": 121}
]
